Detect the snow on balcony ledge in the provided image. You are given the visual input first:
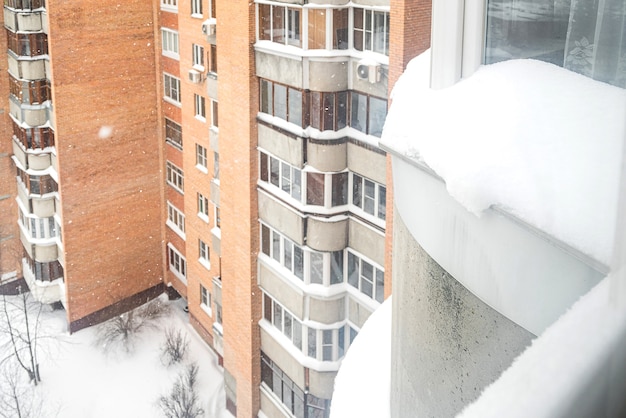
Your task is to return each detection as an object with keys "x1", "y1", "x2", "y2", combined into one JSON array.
[{"x1": 380, "y1": 50, "x2": 626, "y2": 336}]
